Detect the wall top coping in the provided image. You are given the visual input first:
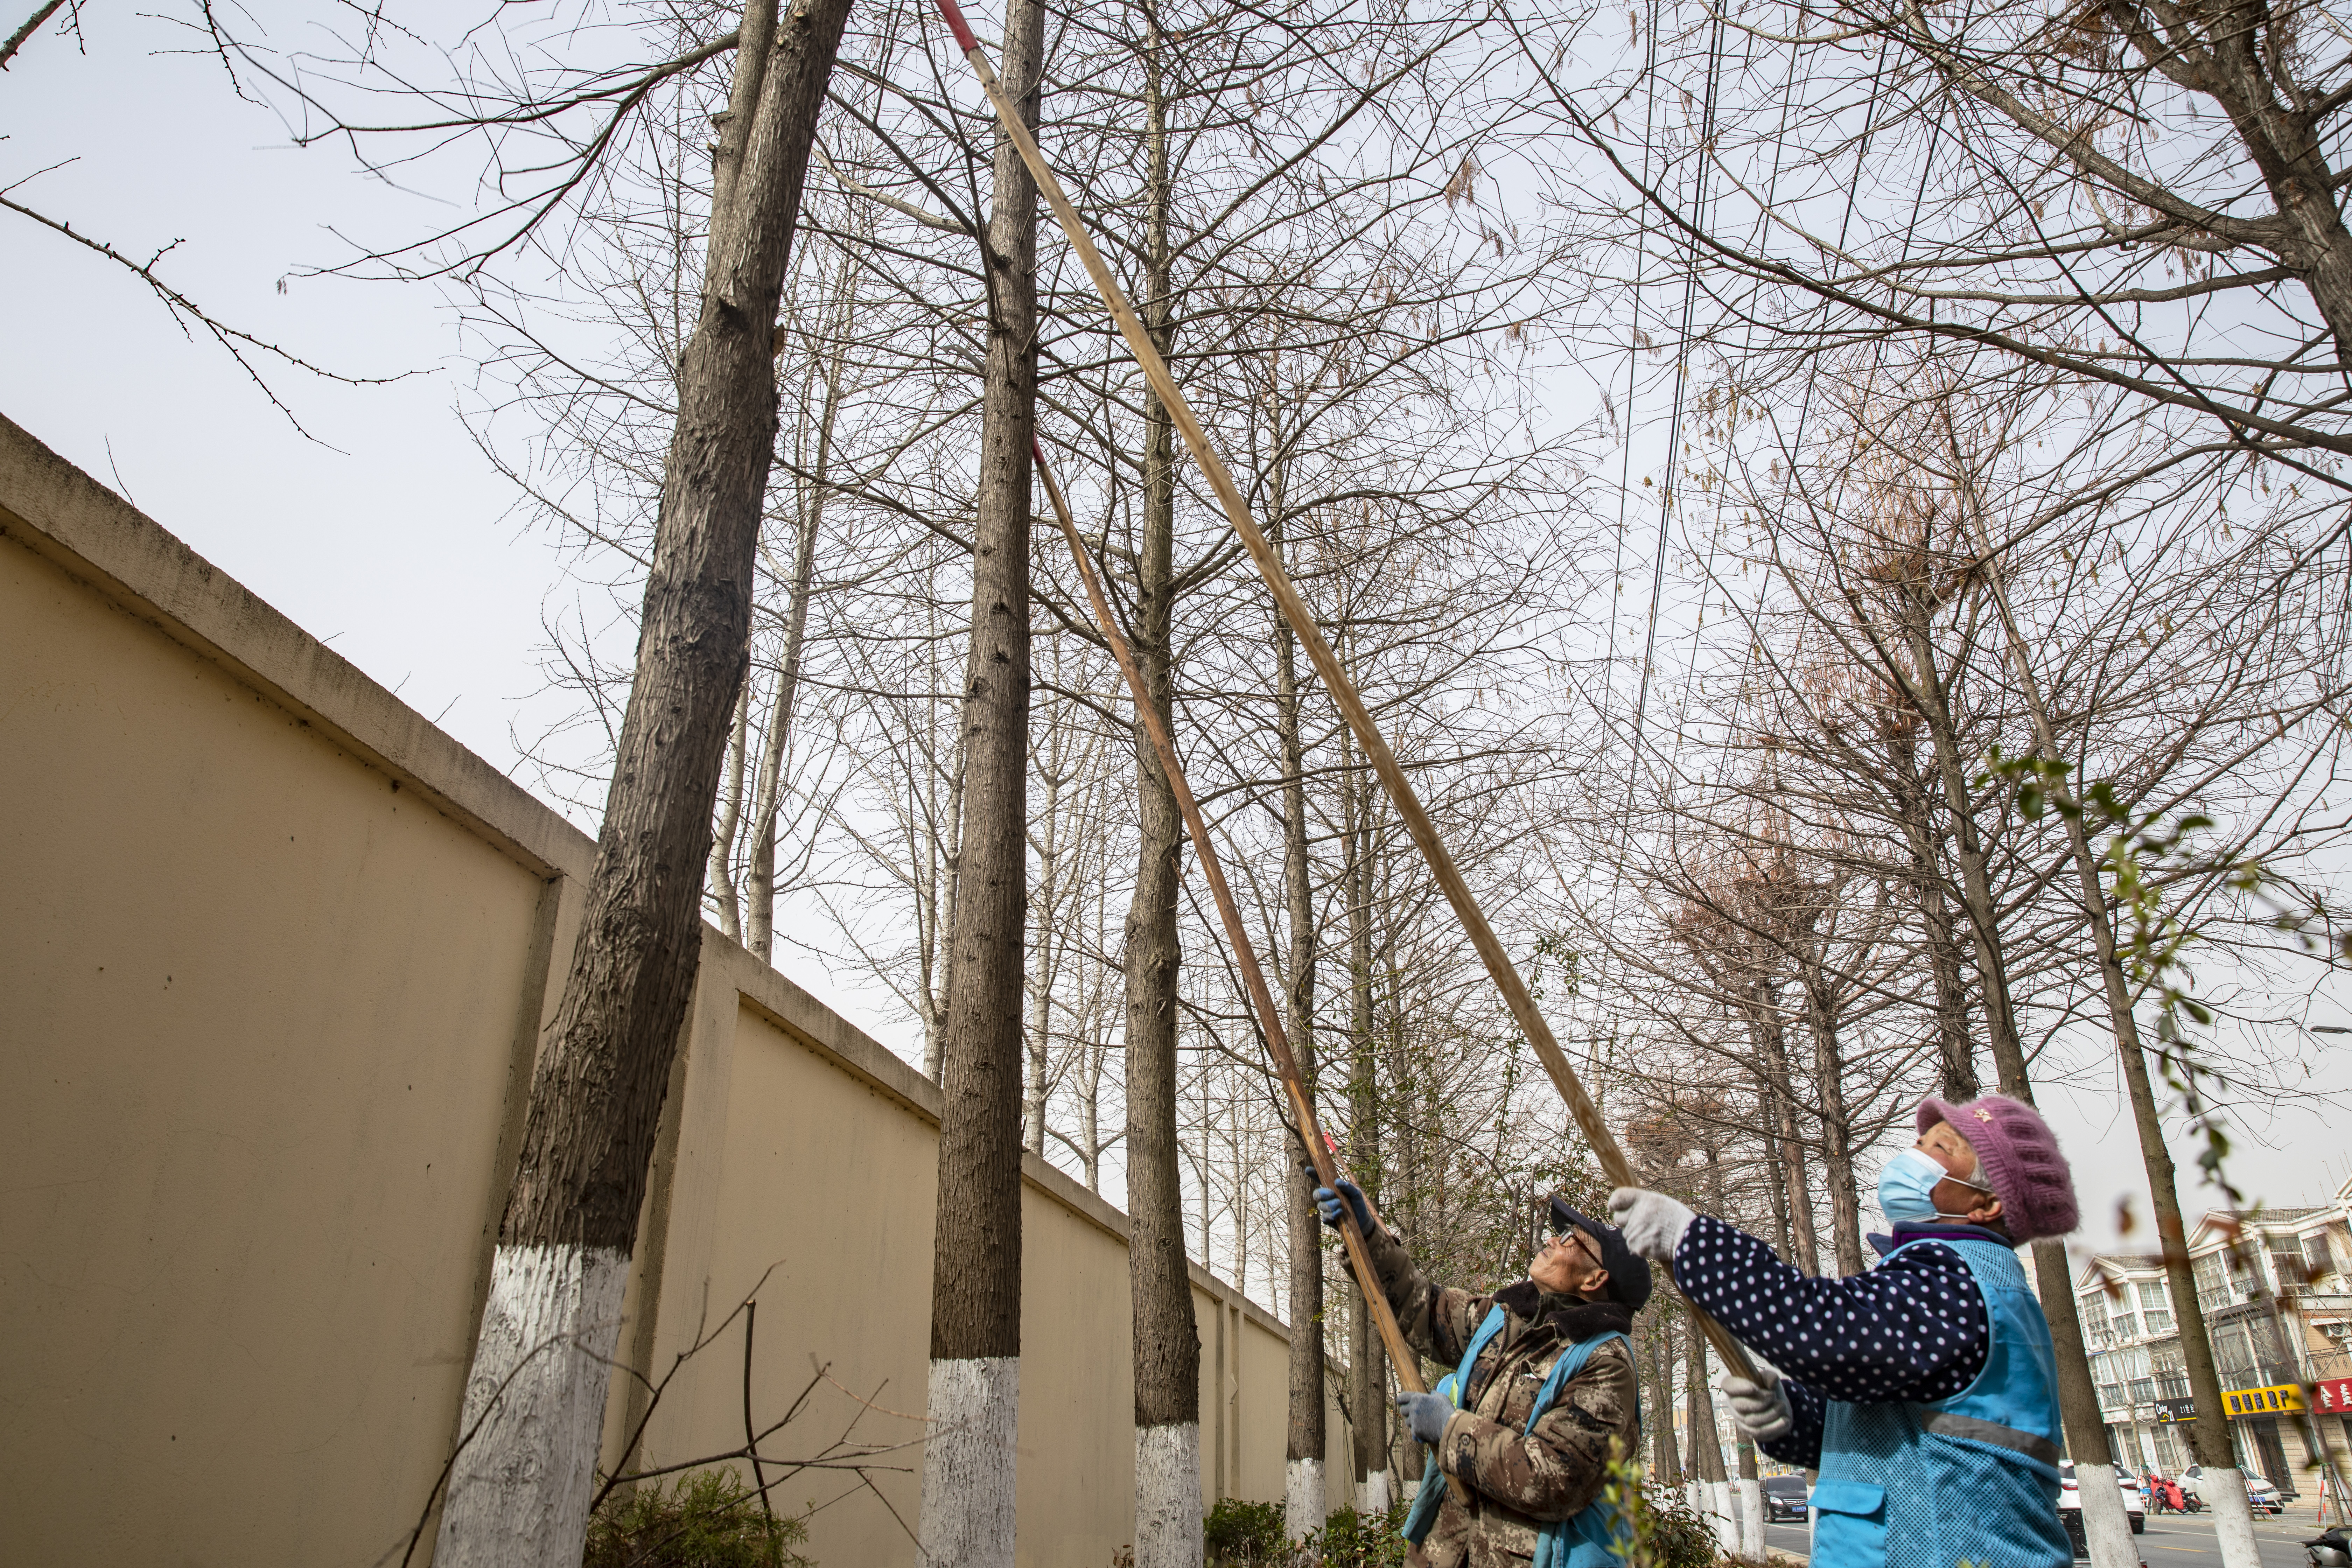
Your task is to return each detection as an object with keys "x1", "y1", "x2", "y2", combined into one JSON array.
[{"x1": 0, "y1": 412, "x2": 1304, "y2": 1350}]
